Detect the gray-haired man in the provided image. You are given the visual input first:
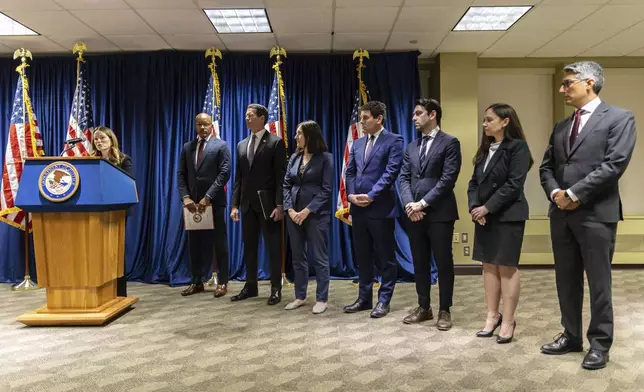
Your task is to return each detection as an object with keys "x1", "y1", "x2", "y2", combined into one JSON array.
[{"x1": 539, "y1": 61, "x2": 637, "y2": 369}]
